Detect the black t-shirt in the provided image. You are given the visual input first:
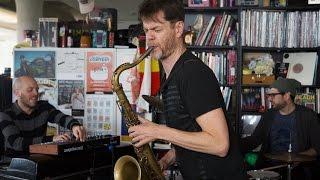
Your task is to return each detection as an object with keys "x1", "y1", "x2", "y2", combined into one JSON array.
[{"x1": 161, "y1": 50, "x2": 246, "y2": 180}]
